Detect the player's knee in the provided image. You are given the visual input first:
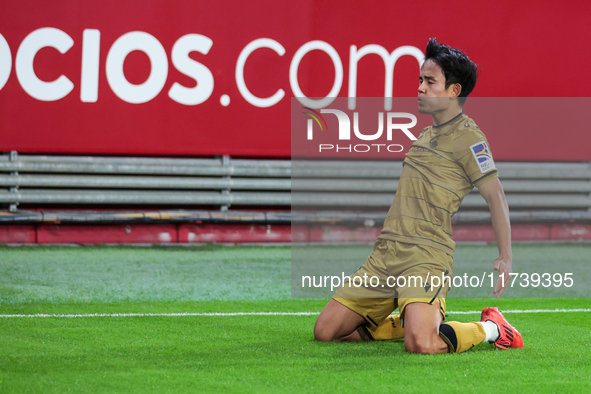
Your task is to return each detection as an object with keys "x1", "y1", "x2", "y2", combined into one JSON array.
[
  {"x1": 404, "y1": 334, "x2": 438, "y2": 354},
  {"x1": 405, "y1": 341, "x2": 433, "y2": 354},
  {"x1": 313, "y1": 327, "x2": 330, "y2": 342},
  {"x1": 404, "y1": 337, "x2": 422, "y2": 353},
  {"x1": 313, "y1": 320, "x2": 334, "y2": 342}
]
